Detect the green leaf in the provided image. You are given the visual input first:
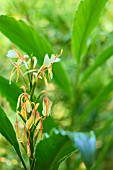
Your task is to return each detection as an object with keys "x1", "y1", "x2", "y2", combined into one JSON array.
[
  {"x1": 70, "y1": 131, "x2": 96, "y2": 170},
  {"x1": 81, "y1": 45, "x2": 113, "y2": 83},
  {"x1": 72, "y1": 0, "x2": 107, "y2": 63},
  {"x1": 0, "y1": 15, "x2": 73, "y2": 98},
  {"x1": 0, "y1": 106, "x2": 27, "y2": 170},
  {"x1": 76, "y1": 79, "x2": 113, "y2": 126},
  {"x1": 0, "y1": 75, "x2": 21, "y2": 111},
  {"x1": 34, "y1": 129, "x2": 96, "y2": 170},
  {"x1": 43, "y1": 116, "x2": 58, "y2": 133},
  {"x1": 34, "y1": 129, "x2": 76, "y2": 170}
]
